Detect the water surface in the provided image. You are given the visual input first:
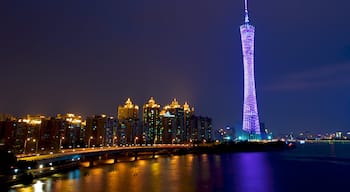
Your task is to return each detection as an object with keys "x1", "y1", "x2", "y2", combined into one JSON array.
[{"x1": 9, "y1": 143, "x2": 350, "y2": 192}]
